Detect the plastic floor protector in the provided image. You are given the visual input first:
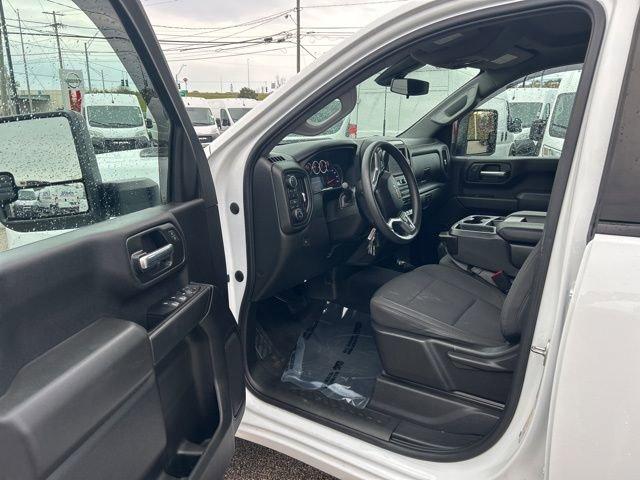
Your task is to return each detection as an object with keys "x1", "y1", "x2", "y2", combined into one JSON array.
[{"x1": 281, "y1": 303, "x2": 382, "y2": 409}]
